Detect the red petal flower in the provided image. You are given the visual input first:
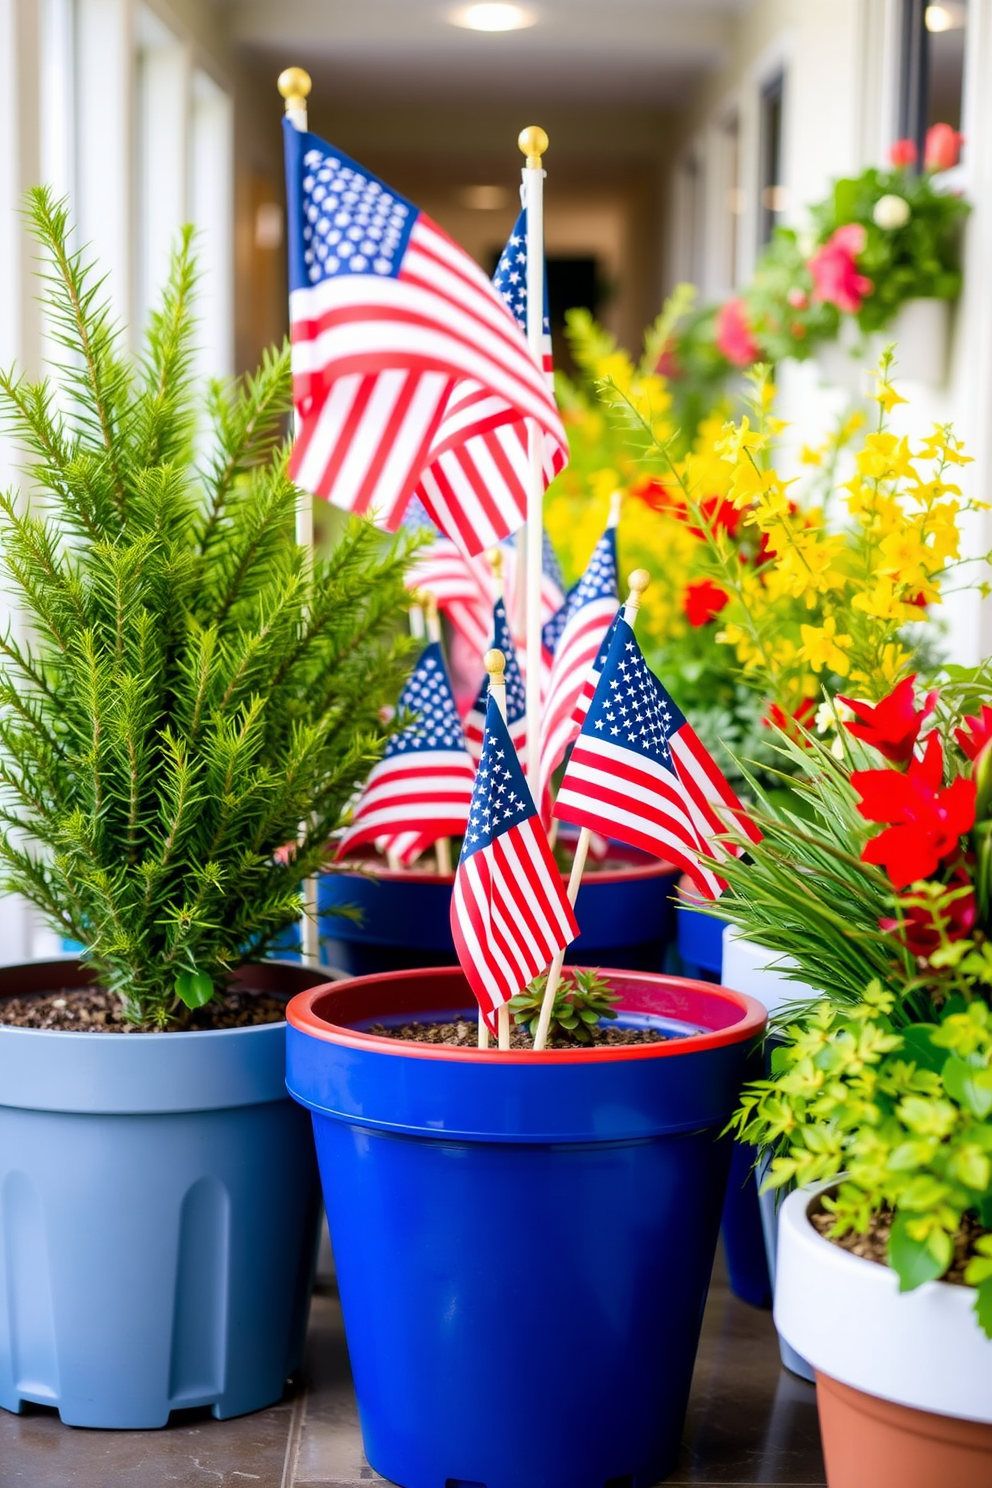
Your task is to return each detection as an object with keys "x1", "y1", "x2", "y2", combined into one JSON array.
[
  {"x1": 889, "y1": 138, "x2": 918, "y2": 169},
  {"x1": 684, "y1": 579, "x2": 730, "y2": 627},
  {"x1": 879, "y1": 869, "x2": 976, "y2": 959},
  {"x1": 716, "y1": 298, "x2": 760, "y2": 367},
  {"x1": 924, "y1": 123, "x2": 964, "y2": 173},
  {"x1": 763, "y1": 698, "x2": 817, "y2": 743},
  {"x1": 839, "y1": 675, "x2": 936, "y2": 764},
  {"x1": 630, "y1": 475, "x2": 684, "y2": 518},
  {"x1": 955, "y1": 704, "x2": 992, "y2": 762},
  {"x1": 853, "y1": 735, "x2": 977, "y2": 889},
  {"x1": 687, "y1": 493, "x2": 741, "y2": 541},
  {"x1": 808, "y1": 225, "x2": 874, "y2": 314}
]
